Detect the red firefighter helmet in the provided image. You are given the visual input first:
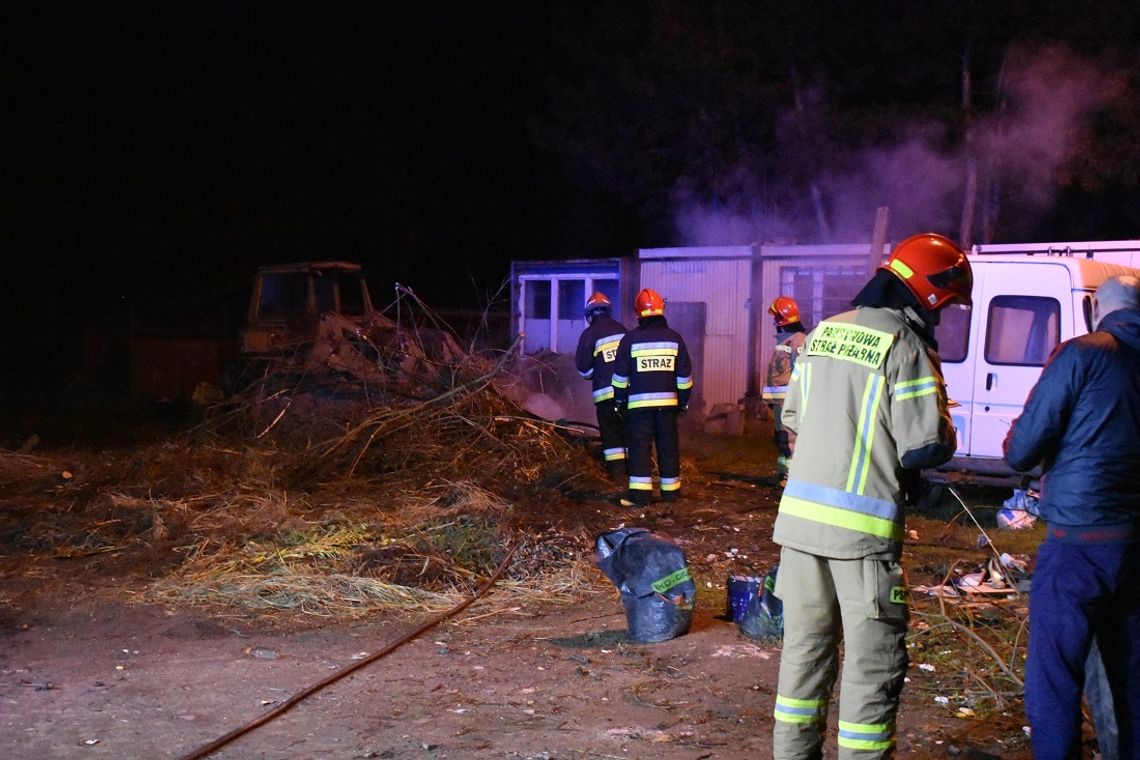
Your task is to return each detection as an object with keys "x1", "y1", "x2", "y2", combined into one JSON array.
[
  {"x1": 768, "y1": 296, "x2": 801, "y2": 327},
  {"x1": 882, "y1": 233, "x2": 973, "y2": 310},
  {"x1": 584, "y1": 291, "x2": 612, "y2": 317},
  {"x1": 634, "y1": 288, "x2": 666, "y2": 317}
]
